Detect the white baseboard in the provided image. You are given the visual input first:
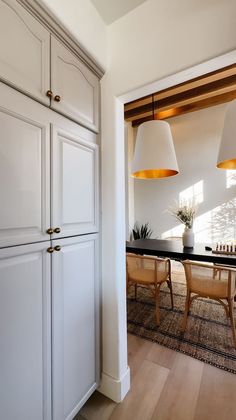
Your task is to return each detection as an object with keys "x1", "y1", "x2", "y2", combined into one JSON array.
[{"x1": 98, "y1": 367, "x2": 130, "y2": 403}]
